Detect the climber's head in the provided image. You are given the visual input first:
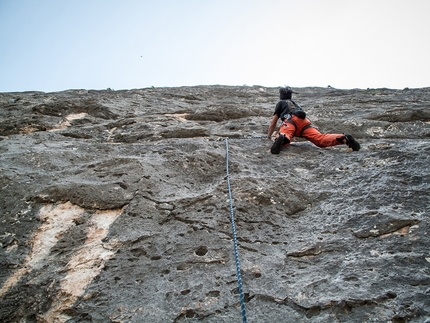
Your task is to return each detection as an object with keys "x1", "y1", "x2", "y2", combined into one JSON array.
[{"x1": 279, "y1": 86, "x2": 296, "y2": 100}]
